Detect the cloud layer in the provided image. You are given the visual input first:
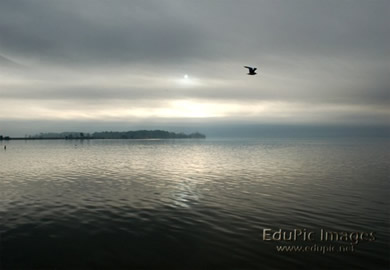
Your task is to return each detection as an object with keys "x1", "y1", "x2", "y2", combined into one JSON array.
[{"x1": 0, "y1": 0, "x2": 389, "y2": 134}]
